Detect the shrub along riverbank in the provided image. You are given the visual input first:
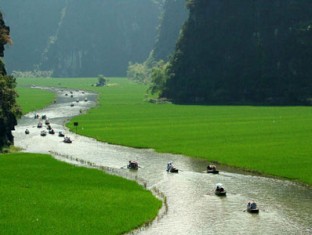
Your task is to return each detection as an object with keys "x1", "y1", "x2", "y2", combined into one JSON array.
[
  {"x1": 16, "y1": 77, "x2": 312, "y2": 185},
  {"x1": 0, "y1": 153, "x2": 161, "y2": 234}
]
